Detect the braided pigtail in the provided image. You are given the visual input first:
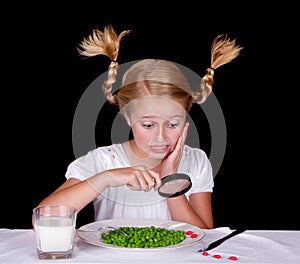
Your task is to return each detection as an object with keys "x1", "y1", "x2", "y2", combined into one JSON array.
[
  {"x1": 193, "y1": 34, "x2": 243, "y2": 104},
  {"x1": 78, "y1": 24, "x2": 131, "y2": 104}
]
